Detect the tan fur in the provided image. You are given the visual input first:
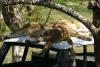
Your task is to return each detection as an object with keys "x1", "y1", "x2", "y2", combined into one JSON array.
[
  {"x1": 26, "y1": 20, "x2": 78, "y2": 49},
  {"x1": 41, "y1": 19, "x2": 79, "y2": 50},
  {"x1": 15, "y1": 19, "x2": 78, "y2": 50},
  {"x1": 14, "y1": 22, "x2": 43, "y2": 38}
]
